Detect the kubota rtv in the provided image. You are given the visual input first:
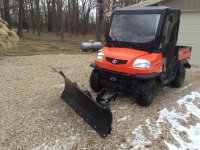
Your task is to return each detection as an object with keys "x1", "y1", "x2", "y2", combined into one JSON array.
[{"x1": 57, "y1": 6, "x2": 192, "y2": 138}]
